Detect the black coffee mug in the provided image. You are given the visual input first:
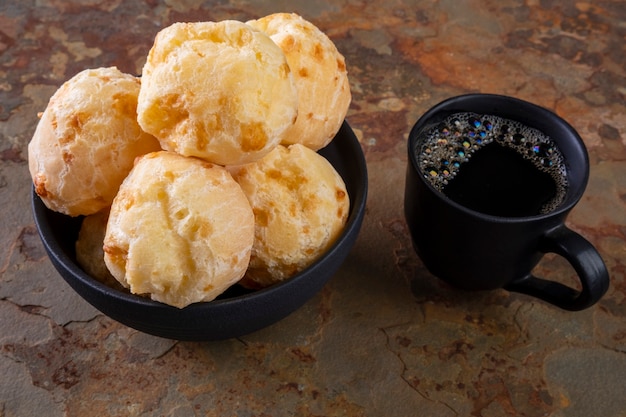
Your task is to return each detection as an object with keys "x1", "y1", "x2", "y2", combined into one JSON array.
[{"x1": 404, "y1": 94, "x2": 609, "y2": 311}]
